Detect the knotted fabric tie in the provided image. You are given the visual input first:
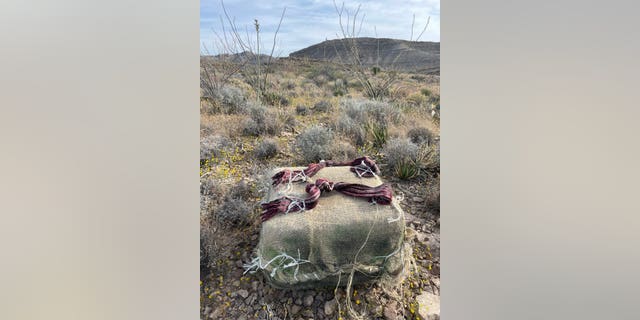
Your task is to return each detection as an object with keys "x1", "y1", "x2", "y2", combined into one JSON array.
[
  {"x1": 260, "y1": 178, "x2": 393, "y2": 222},
  {"x1": 270, "y1": 157, "x2": 380, "y2": 187}
]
